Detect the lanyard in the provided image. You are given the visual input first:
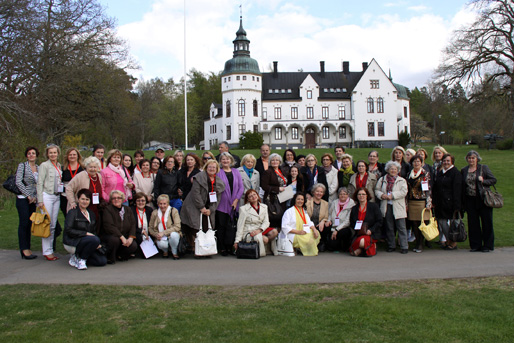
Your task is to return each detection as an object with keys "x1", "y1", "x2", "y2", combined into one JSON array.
[
  {"x1": 274, "y1": 168, "x2": 287, "y2": 185},
  {"x1": 161, "y1": 212, "x2": 166, "y2": 230},
  {"x1": 337, "y1": 204, "x2": 344, "y2": 217},
  {"x1": 358, "y1": 203, "x2": 367, "y2": 221},
  {"x1": 136, "y1": 165, "x2": 141, "y2": 173},
  {"x1": 137, "y1": 208, "x2": 145, "y2": 228},
  {"x1": 210, "y1": 177, "x2": 215, "y2": 192},
  {"x1": 88, "y1": 174, "x2": 97, "y2": 193},
  {"x1": 69, "y1": 165, "x2": 79, "y2": 179},
  {"x1": 295, "y1": 206, "x2": 307, "y2": 224},
  {"x1": 51, "y1": 161, "x2": 62, "y2": 180}
]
